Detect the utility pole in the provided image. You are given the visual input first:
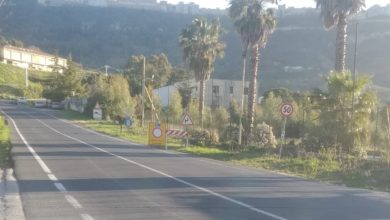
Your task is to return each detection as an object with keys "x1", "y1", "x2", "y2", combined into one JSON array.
[
  {"x1": 141, "y1": 56, "x2": 146, "y2": 127},
  {"x1": 105, "y1": 65, "x2": 108, "y2": 76},
  {"x1": 238, "y1": 56, "x2": 247, "y2": 145},
  {"x1": 351, "y1": 22, "x2": 358, "y2": 148},
  {"x1": 387, "y1": 107, "x2": 390, "y2": 143},
  {"x1": 25, "y1": 66, "x2": 28, "y2": 88}
]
